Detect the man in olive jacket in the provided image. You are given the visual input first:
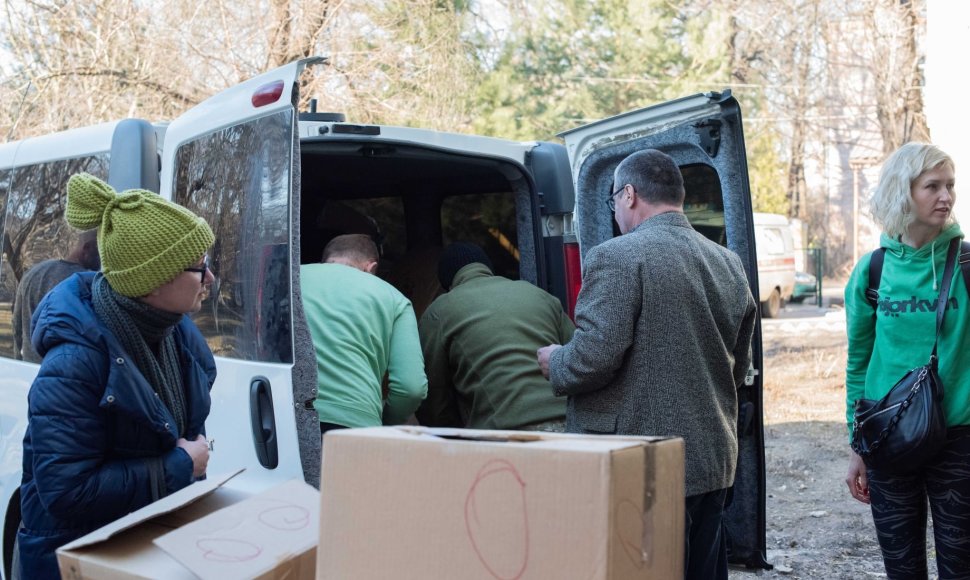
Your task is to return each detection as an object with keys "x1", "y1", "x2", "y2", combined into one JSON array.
[
  {"x1": 417, "y1": 243, "x2": 573, "y2": 431},
  {"x1": 538, "y1": 150, "x2": 757, "y2": 580}
]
